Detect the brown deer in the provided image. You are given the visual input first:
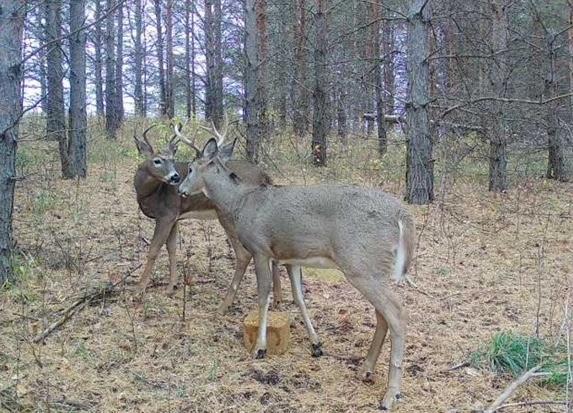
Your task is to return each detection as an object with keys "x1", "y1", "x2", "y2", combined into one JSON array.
[
  {"x1": 133, "y1": 123, "x2": 283, "y2": 314},
  {"x1": 177, "y1": 137, "x2": 416, "y2": 411}
]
